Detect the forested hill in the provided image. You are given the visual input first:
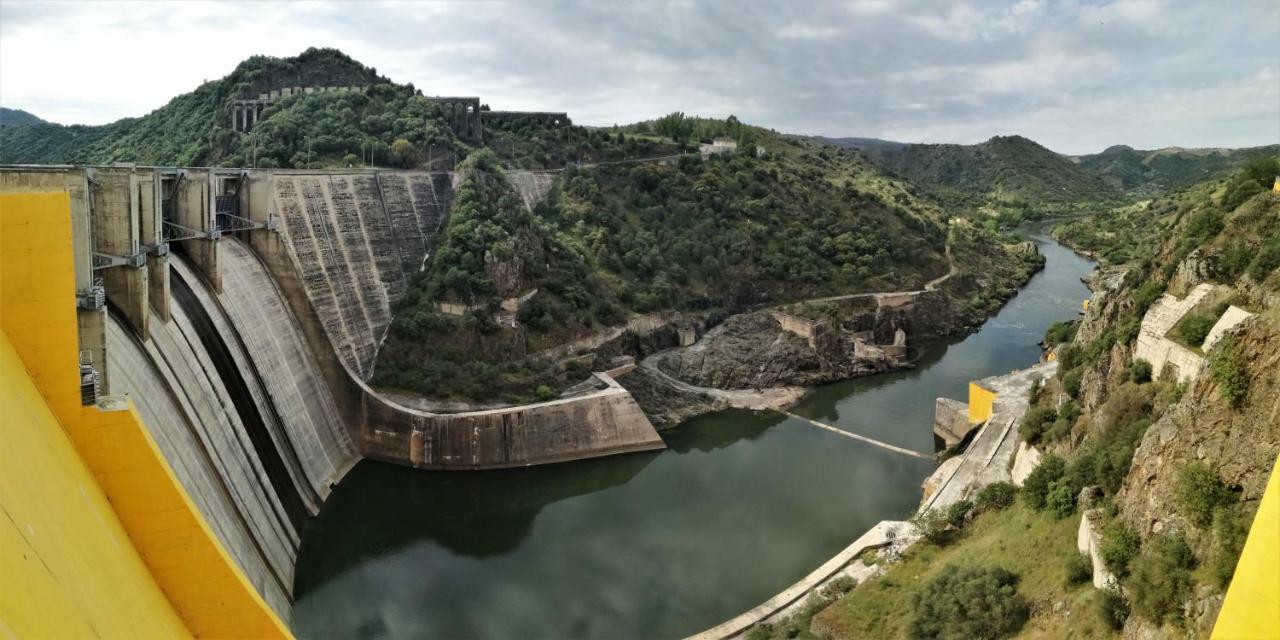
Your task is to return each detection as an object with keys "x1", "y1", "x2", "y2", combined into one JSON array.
[
  {"x1": 1073, "y1": 143, "x2": 1280, "y2": 199},
  {"x1": 811, "y1": 135, "x2": 1278, "y2": 207},
  {"x1": 0, "y1": 48, "x2": 398, "y2": 166},
  {"x1": 0, "y1": 107, "x2": 48, "y2": 127},
  {"x1": 822, "y1": 134, "x2": 1120, "y2": 209}
]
